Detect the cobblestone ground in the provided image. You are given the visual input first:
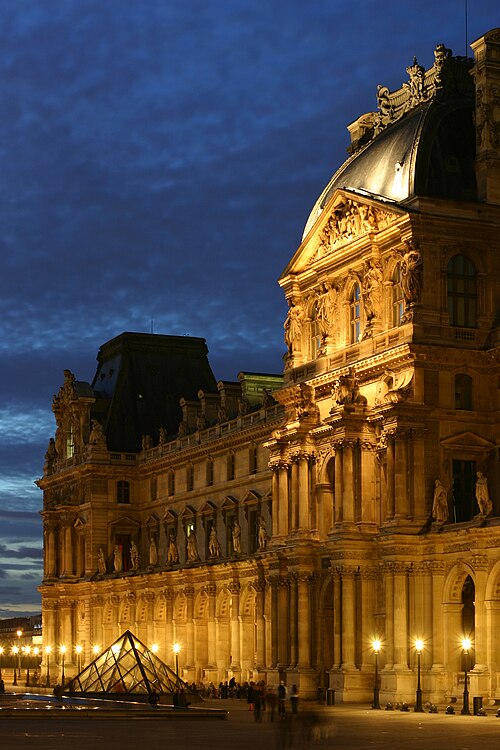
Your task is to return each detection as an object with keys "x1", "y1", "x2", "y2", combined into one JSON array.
[{"x1": 0, "y1": 699, "x2": 498, "y2": 750}]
